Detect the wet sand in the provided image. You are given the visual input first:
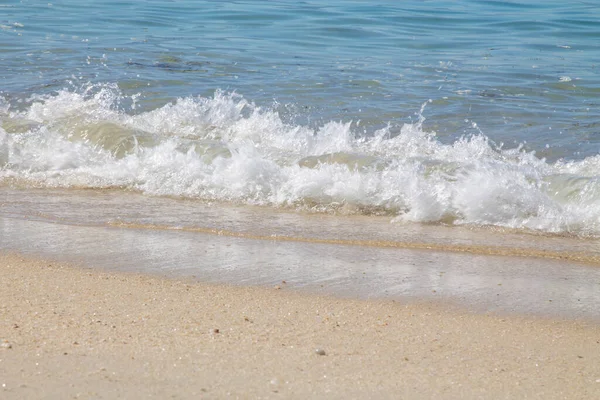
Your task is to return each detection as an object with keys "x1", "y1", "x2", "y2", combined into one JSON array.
[
  {"x1": 1, "y1": 253, "x2": 600, "y2": 399},
  {"x1": 3, "y1": 211, "x2": 600, "y2": 320}
]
